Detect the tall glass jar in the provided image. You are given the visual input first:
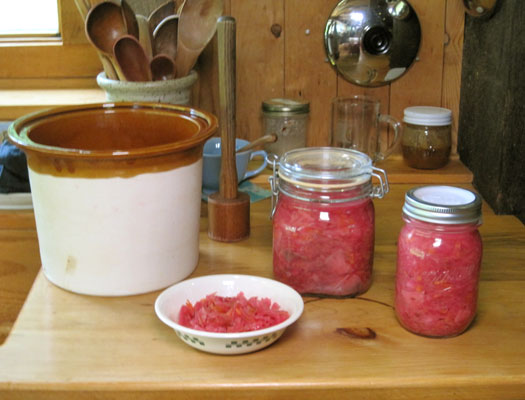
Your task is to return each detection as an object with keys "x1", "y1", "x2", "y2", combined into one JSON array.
[
  {"x1": 262, "y1": 98, "x2": 309, "y2": 157},
  {"x1": 401, "y1": 106, "x2": 452, "y2": 169},
  {"x1": 395, "y1": 185, "x2": 483, "y2": 338},
  {"x1": 269, "y1": 147, "x2": 389, "y2": 297}
]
